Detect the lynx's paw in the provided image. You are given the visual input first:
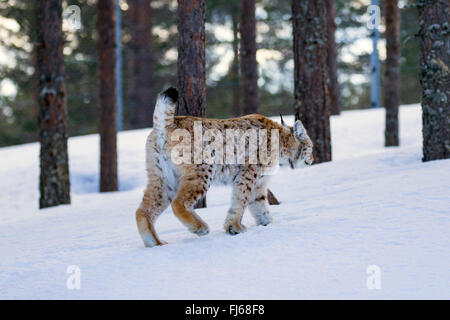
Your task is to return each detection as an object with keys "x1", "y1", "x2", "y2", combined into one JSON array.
[
  {"x1": 156, "y1": 239, "x2": 168, "y2": 246},
  {"x1": 142, "y1": 236, "x2": 167, "y2": 248},
  {"x1": 255, "y1": 212, "x2": 273, "y2": 226},
  {"x1": 225, "y1": 222, "x2": 247, "y2": 235},
  {"x1": 189, "y1": 221, "x2": 210, "y2": 236}
]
